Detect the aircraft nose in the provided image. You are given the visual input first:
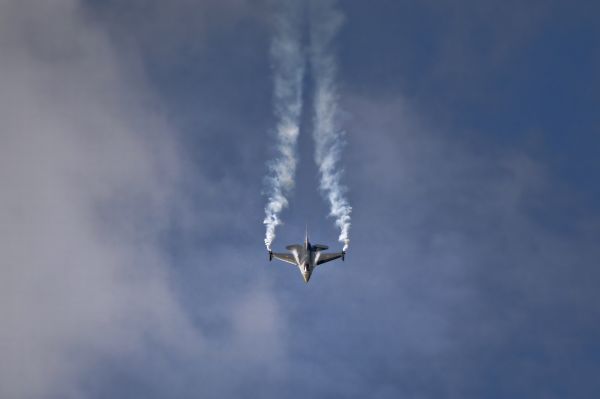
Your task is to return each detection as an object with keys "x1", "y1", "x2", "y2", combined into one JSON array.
[{"x1": 303, "y1": 272, "x2": 310, "y2": 283}]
